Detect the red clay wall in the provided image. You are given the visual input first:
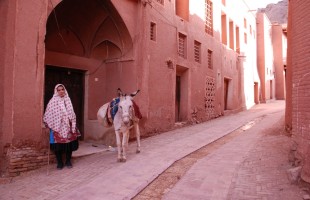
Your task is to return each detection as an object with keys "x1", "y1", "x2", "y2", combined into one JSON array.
[
  {"x1": 272, "y1": 24, "x2": 286, "y2": 100},
  {"x1": 0, "y1": 0, "x2": 15, "y2": 173},
  {"x1": 0, "y1": 0, "x2": 48, "y2": 177},
  {"x1": 288, "y1": 0, "x2": 310, "y2": 183},
  {"x1": 285, "y1": 1, "x2": 293, "y2": 131},
  {"x1": 256, "y1": 13, "x2": 276, "y2": 103}
]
